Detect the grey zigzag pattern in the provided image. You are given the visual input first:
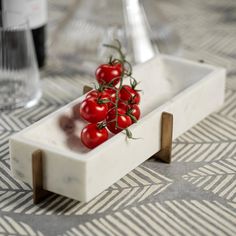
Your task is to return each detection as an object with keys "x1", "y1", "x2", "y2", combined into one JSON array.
[
  {"x1": 0, "y1": 215, "x2": 43, "y2": 236},
  {"x1": 183, "y1": 155, "x2": 236, "y2": 205},
  {"x1": 0, "y1": 165, "x2": 172, "y2": 215},
  {"x1": 172, "y1": 142, "x2": 236, "y2": 162},
  {"x1": 61, "y1": 201, "x2": 236, "y2": 236}
]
